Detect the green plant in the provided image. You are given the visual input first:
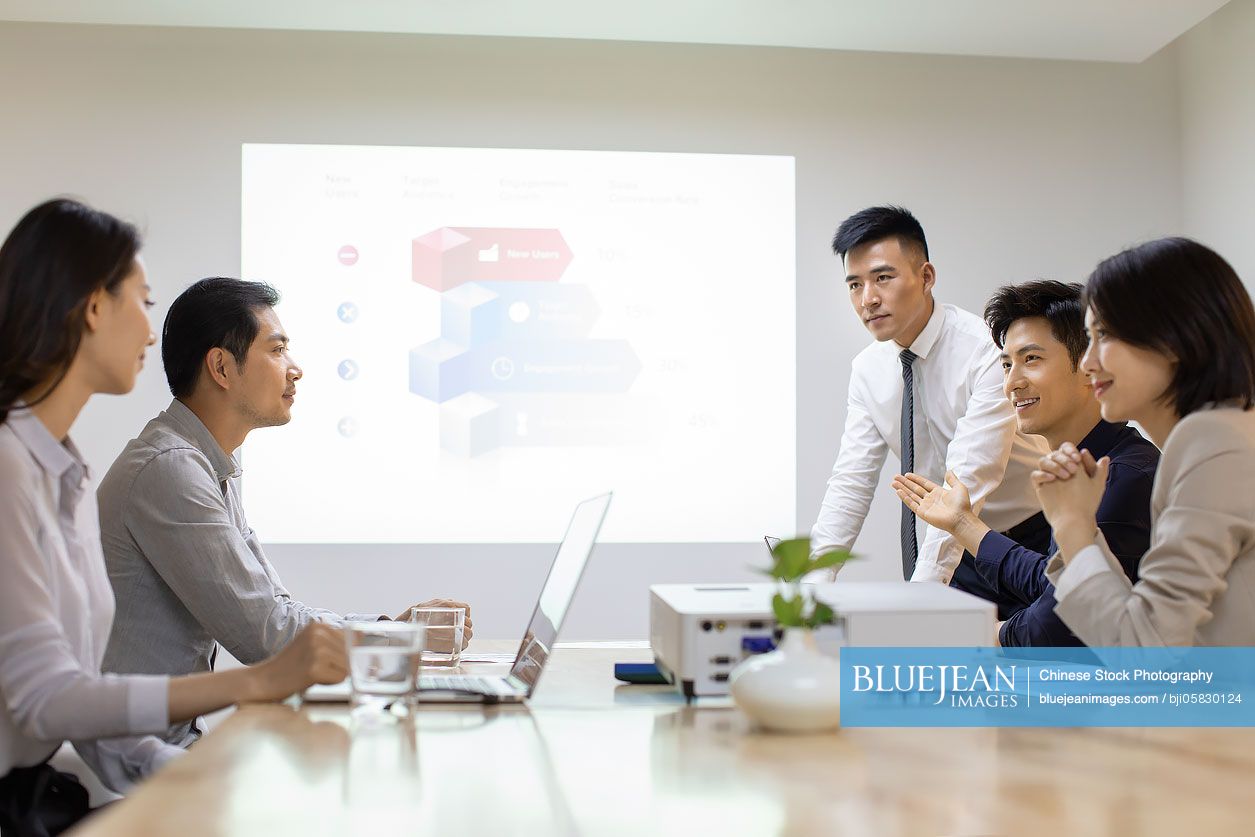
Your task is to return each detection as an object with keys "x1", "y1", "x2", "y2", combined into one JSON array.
[{"x1": 760, "y1": 538, "x2": 854, "y2": 630}]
